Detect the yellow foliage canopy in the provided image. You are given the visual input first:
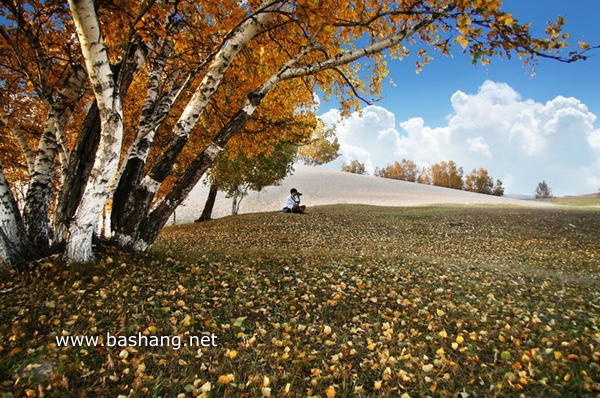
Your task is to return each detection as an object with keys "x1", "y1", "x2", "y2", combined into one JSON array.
[{"x1": 0, "y1": 0, "x2": 594, "y2": 255}]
